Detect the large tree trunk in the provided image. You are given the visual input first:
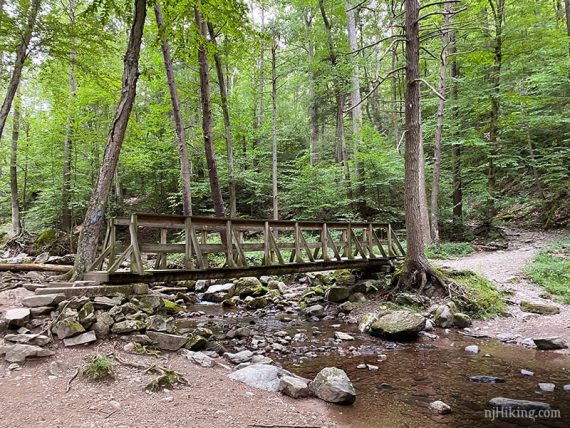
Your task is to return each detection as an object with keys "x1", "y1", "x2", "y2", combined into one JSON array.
[
  {"x1": 271, "y1": 30, "x2": 278, "y2": 220},
  {"x1": 10, "y1": 90, "x2": 21, "y2": 235},
  {"x1": 450, "y1": 29, "x2": 463, "y2": 232},
  {"x1": 346, "y1": 4, "x2": 365, "y2": 212},
  {"x1": 155, "y1": 3, "x2": 193, "y2": 216},
  {"x1": 195, "y1": 7, "x2": 225, "y2": 218},
  {"x1": 430, "y1": 2, "x2": 453, "y2": 242},
  {"x1": 418, "y1": 116, "x2": 431, "y2": 246},
  {"x1": 208, "y1": 23, "x2": 237, "y2": 218},
  {"x1": 253, "y1": 5, "x2": 265, "y2": 157},
  {"x1": 72, "y1": 0, "x2": 147, "y2": 279},
  {"x1": 402, "y1": 0, "x2": 431, "y2": 276},
  {"x1": 62, "y1": 0, "x2": 76, "y2": 233},
  {"x1": 0, "y1": 0, "x2": 40, "y2": 142},
  {"x1": 486, "y1": 0, "x2": 505, "y2": 226},
  {"x1": 565, "y1": 0, "x2": 570, "y2": 37},
  {"x1": 304, "y1": 11, "x2": 320, "y2": 166}
]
